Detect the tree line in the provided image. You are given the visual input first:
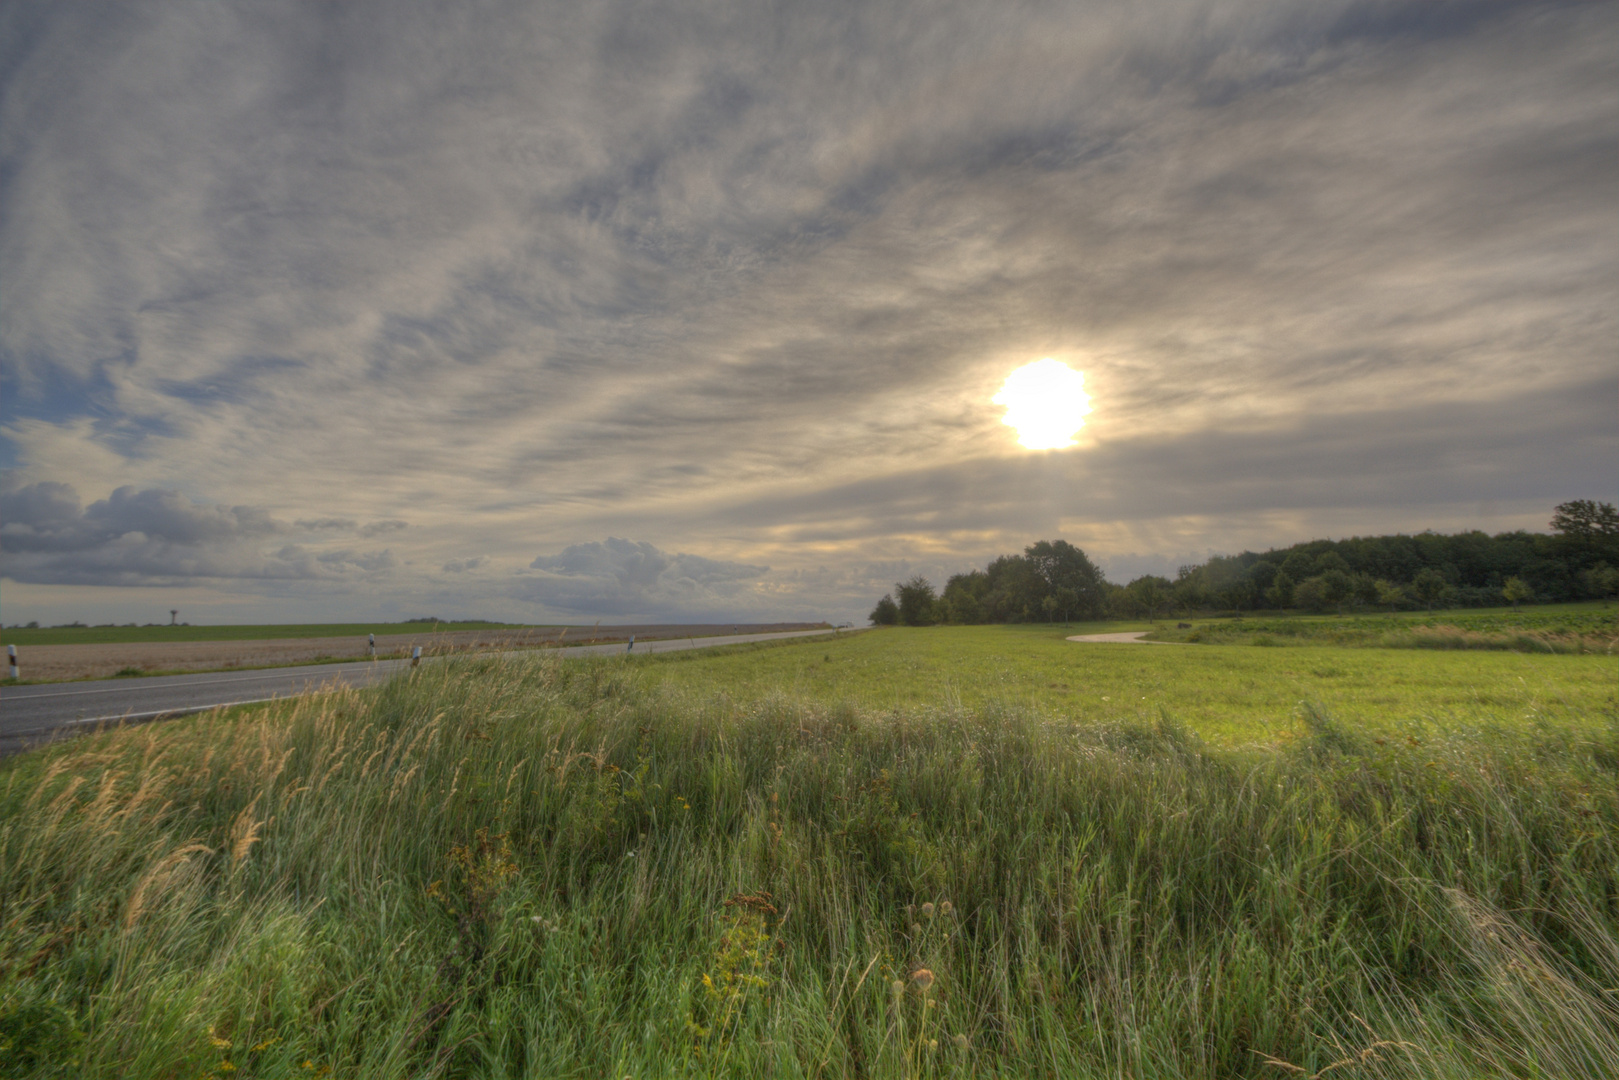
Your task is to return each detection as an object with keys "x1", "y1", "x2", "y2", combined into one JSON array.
[{"x1": 870, "y1": 500, "x2": 1619, "y2": 625}]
